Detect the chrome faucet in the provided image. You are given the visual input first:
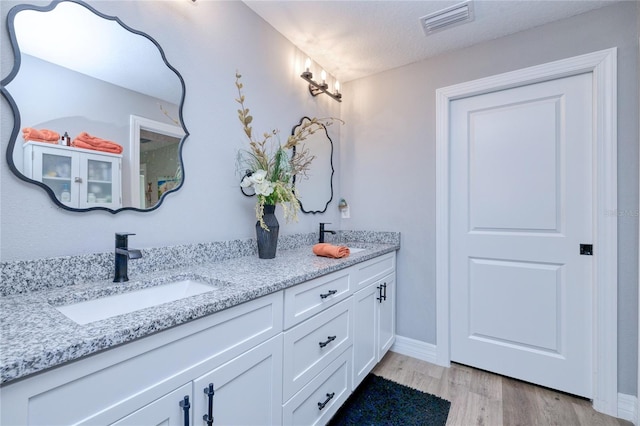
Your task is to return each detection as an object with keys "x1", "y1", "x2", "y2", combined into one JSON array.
[
  {"x1": 114, "y1": 232, "x2": 142, "y2": 282},
  {"x1": 319, "y1": 222, "x2": 336, "y2": 243}
]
